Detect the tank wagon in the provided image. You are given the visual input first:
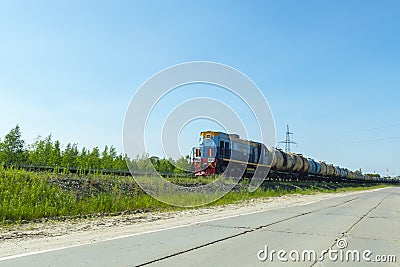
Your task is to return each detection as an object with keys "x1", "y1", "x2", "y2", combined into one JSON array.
[{"x1": 192, "y1": 131, "x2": 382, "y2": 182}]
